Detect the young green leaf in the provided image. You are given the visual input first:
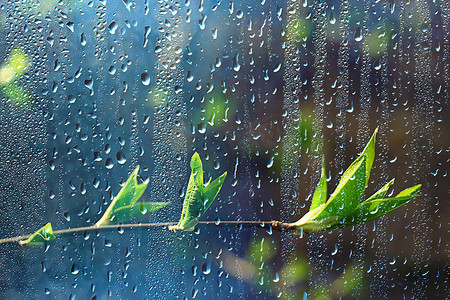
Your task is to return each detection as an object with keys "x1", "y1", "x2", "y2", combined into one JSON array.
[
  {"x1": 200, "y1": 171, "x2": 228, "y2": 214},
  {"x1": 311, "y1": 129, "x2": 377, "y2": 220},
  {"x1": 19, "y1": 223, "x2": 55, "y2": 247},
  {"x1": 395, "y1": 184, "x2": 422, "y2": 198},
  {"x1": 293, "y1": 154, "x2": 367, "y2": 231},
  {"x1": 315, "y1": 156, "x2": 367, "y2": 220},
  {"x1": 366, "y1": 179, "x2": 395, "y2": 201},
  {"x1": 95, "y1": 166, "x2": 169, "y2": 226},
  {"x1": 292, "y1": 212, "x2": 341, "y2": 232},
  {"x1": 171, "y1": 152, "x2": 227, "y2": 231},
  {"x1": 355, "y1": 127, "x2": 377, "y2": 186},
  {"x1": 108, "y1": 202, "x2": 170, "y2": 224},
  {"x1": 309, "y1": 156, "x2": 327, "y2": 212},
  {"x1": 332, "y1": 185, "x2": 421, "y2": 228},
  {"x1": 291, "y1": 129, "x2": 420, "y2": 233}
]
